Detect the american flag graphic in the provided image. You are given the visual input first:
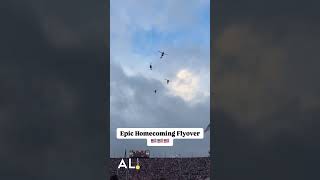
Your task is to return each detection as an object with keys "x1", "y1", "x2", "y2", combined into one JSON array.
[
  {"x1": 151, "y1": 139, "x2": 156, "y2": 143},
  {"x1": 164, "y1": 138, "x2": 169, "y2": 143}
]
